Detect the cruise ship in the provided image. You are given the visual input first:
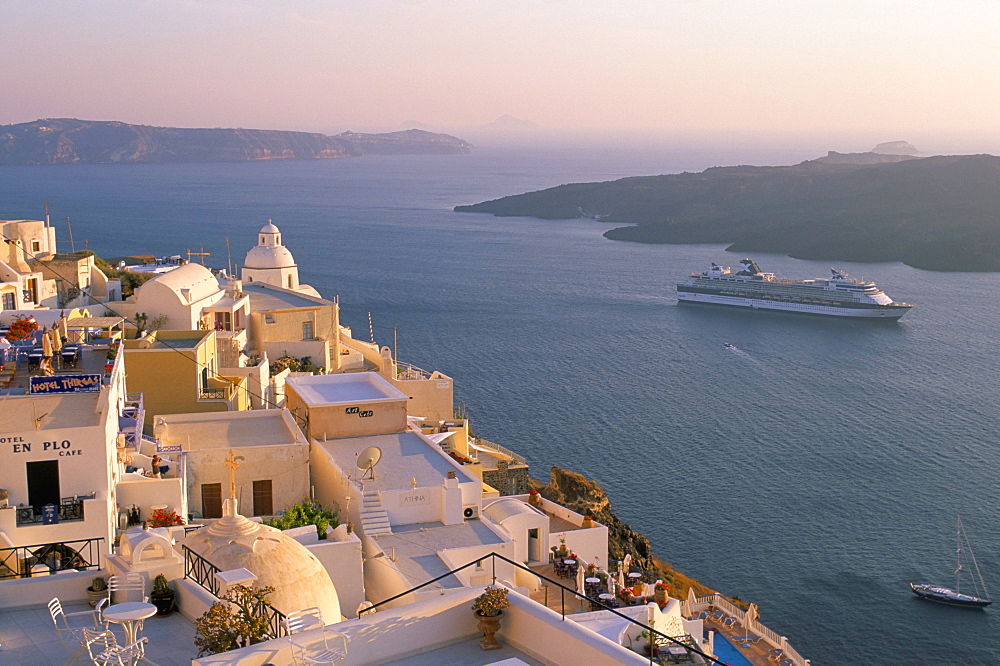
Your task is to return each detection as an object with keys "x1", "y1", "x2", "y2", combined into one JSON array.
[{"x1": 677, "y1": 258, "x2": 913, "y2": 319}]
